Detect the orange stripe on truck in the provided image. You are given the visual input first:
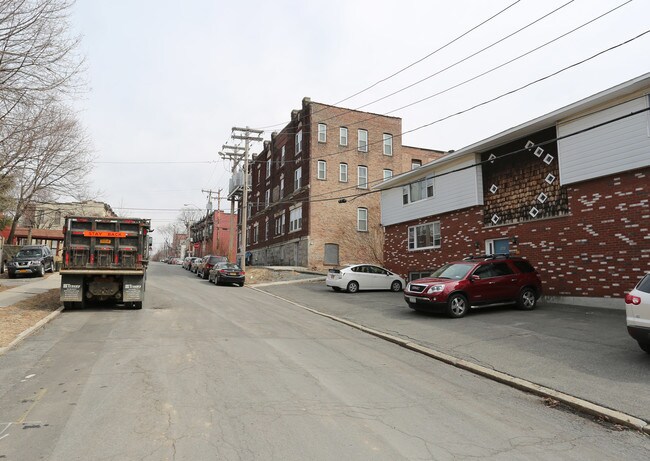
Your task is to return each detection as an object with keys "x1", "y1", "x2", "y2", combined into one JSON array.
[{"x1": 83, "y1": 231, "x2": 127, "y2": 238}]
